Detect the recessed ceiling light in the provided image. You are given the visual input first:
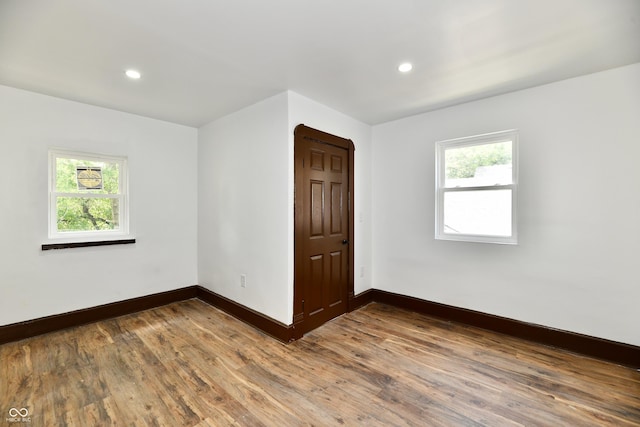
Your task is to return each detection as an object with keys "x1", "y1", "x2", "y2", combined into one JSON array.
[
  {"x1": 398, "y1": 62, "x2": 413, "y2": 73},
  {"x1": 125, "y1": 69, "x2": 141, "y2": 79}
]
